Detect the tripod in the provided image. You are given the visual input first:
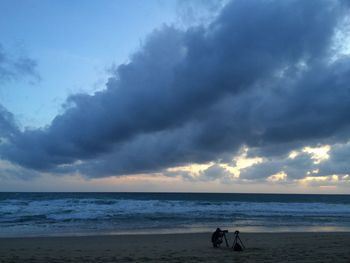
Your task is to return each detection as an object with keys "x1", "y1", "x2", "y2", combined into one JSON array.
[
  {"x1": 222, "y1": 231, "x2": 229, "y2": 247},
  {"x1": 232, "y1": 230, "x2": 245, "y2": 251}
]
